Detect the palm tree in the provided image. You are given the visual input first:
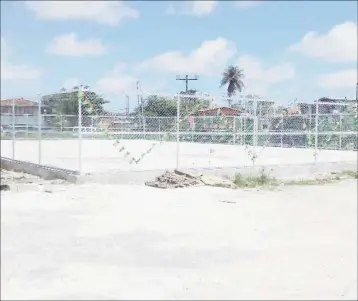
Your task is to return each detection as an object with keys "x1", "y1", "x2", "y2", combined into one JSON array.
[{"x1": 220, "y1": 65, "x2": 245, "y2": 106}]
